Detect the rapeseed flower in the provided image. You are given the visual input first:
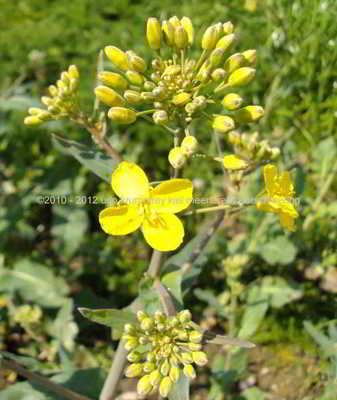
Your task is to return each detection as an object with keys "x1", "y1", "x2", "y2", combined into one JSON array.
[{"x1": 99, "y1": 162, "x2": 193, "y2": 251}]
